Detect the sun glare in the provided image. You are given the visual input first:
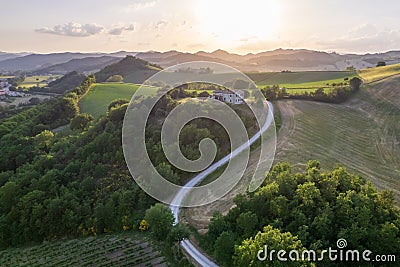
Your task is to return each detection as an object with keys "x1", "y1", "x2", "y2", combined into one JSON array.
[{"x1": 196, "y1": 0, "x2": 281, "y2": 45}]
